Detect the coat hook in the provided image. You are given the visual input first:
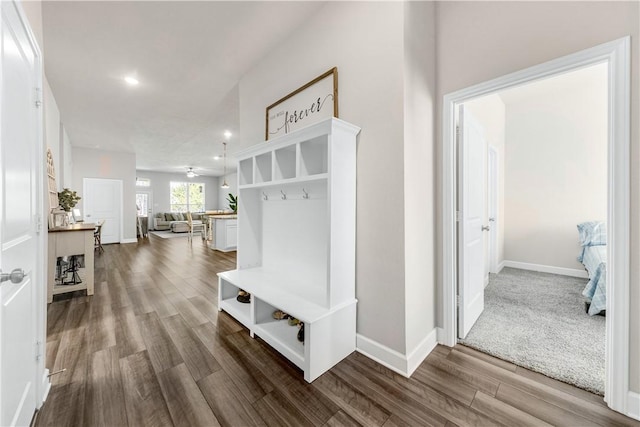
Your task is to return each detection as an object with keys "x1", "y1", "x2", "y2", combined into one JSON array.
[
  {"x1": 262, "y1": 192, "x2": 268, "y2": 201},
  {"x1": 280, "y1": 190, "x2": 287, "y2": 200},
  {"x1": 302, "y1": 188, "x2": 309, "y2": 199}
]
